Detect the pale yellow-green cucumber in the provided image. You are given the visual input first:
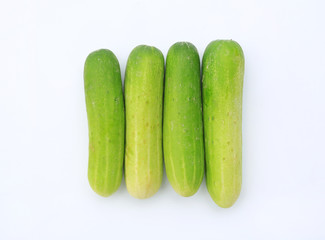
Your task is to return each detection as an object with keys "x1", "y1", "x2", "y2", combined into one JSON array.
[
  {"x1": 84, "y1": 49, "x2": 125, "y2": 197},
  {"x1": 163, "y1": 42, "x2": 204, "y2": 197},
  {"x1": 125, "y1": 45, "x2": 164, "y2": 199},
  {"x1": 202, "y1": 40, "x2": 245, "y2": 207}
]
